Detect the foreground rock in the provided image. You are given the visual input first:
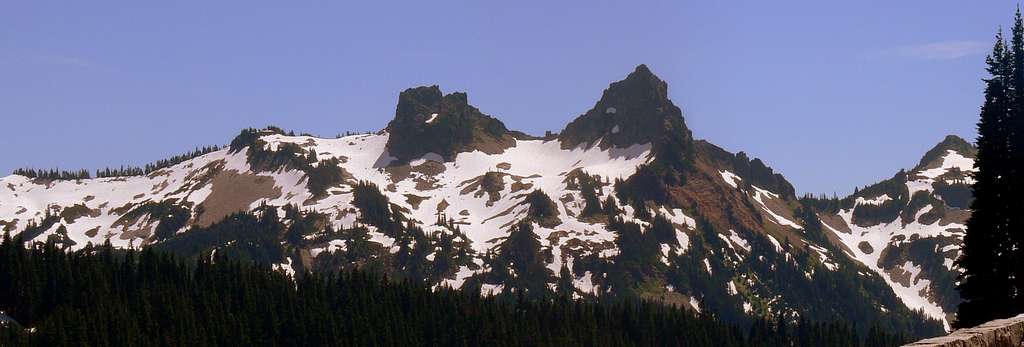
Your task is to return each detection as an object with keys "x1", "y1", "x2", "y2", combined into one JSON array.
[{"x1": 905, "y1": 314, "x2": 1024, "y2": 346}]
